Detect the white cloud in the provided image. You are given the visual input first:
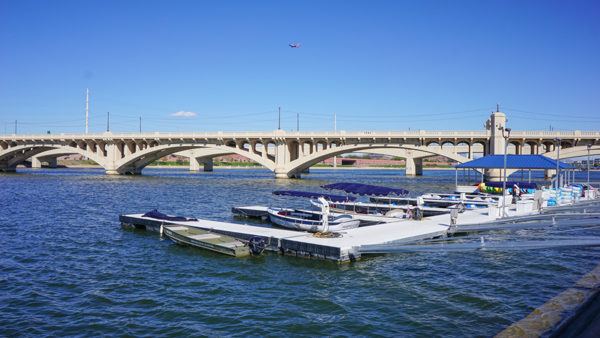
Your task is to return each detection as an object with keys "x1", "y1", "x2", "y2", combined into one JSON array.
[{"x1": 171, "y1": 111, "x2": 197, "y2": 118}]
